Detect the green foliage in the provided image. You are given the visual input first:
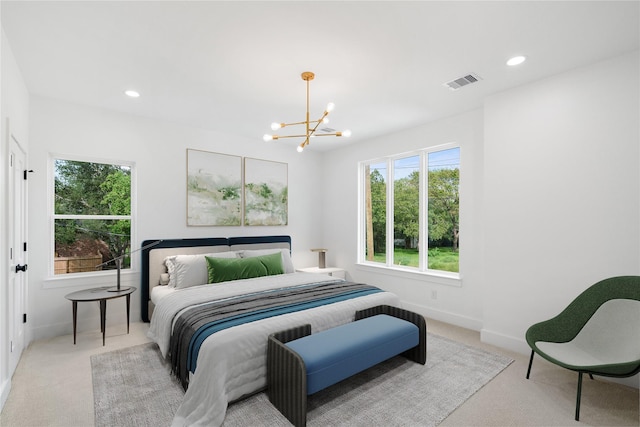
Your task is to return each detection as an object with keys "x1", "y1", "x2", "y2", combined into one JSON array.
[
  {"x1": 386, "y1": 168, "x2": 460, "y2": 251},
  {"x1": 365, "y1": 150, "x2": 460, "y2": 273},
  {"x1": 55, "y1": 160, "x2": 131, "y2": 259},
  {"x1": 427, "y1": 247, "x2": 459, "y2": 272},
  {"x1": 428, "y1": 168, "x2": 459, "y2": 249},
  {"x1": 371, "y1": 247, "x2": 459, "y2": 273},
  {"x1": 54, "y1": 219, "x2": 78, "y2": 246},
  {"x1": 100, "y1": 171, "x2": 131, "y2": 215},
  {"x1": 55, "y1": 160, "x2": 130, "y2": 215},
  {"x1": 369, "y1": 168, "x2": 387, "y2": 253},
  {"x1": 393, "y1": 248, "x2": 414, "y2": 266},
  {"x1": 394, "y1": 170, "x2": 419, "y2": 247}
]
